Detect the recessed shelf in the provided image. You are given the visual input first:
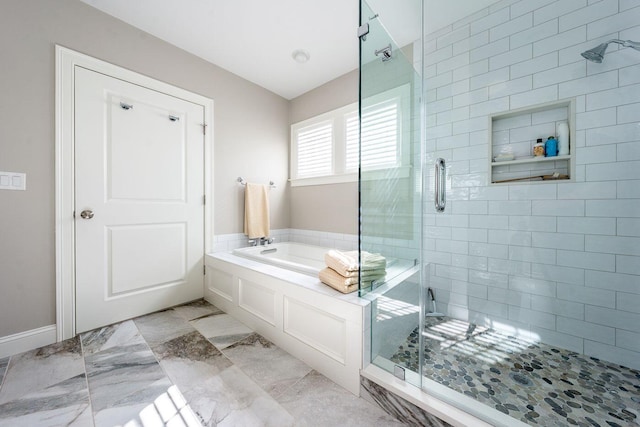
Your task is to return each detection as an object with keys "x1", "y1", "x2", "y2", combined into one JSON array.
[
  {"x1": 491, "y1": 155, "x2": 572, "y2": 167},
  {"x1": 489, "y1": 99, "x2": 576, "y2": 185}
]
